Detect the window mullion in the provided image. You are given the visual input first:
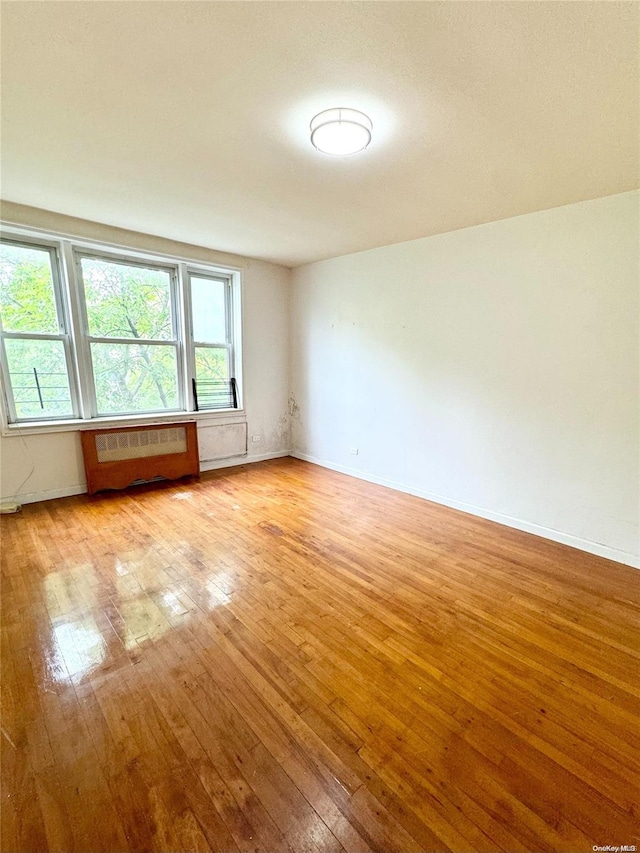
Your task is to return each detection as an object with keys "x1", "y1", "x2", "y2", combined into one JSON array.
[
  {"x1": 86, "y1": 335, "x2": 176, "y2": 346},
  {"x1": 181, "y1": 263, "x2": 196, "y2": 411},
  {"x1": 63, "y1": 242, "x2": 96, "y2": 419},
  {"x1": 0, "y1": 331, "x2": 67, "y2": 342},
  {"x1": 168, "y1": 266, "x2": 185, "y2": 412},
  {"x1": 0, "y1": 336, "x2": 18, "y2": 423},
  {"x1": 45, "y1": 243, "x2": 82, "y2": 420},
  {"x1": 192, "y1": 340, "x2": 230, "y2": 349}
]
